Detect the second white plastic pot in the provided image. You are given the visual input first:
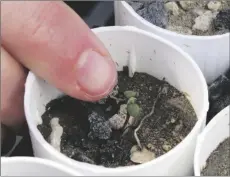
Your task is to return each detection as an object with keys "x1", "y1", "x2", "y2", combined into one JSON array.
[
  {"x1": 24, "y1": 26, "x2": 209, "y2": 176},
  {"x1": 1, "y1": 157, "x2": 82, "y2": 176},
  {"x1": 114, "y1": 1, "x2": 230, "y2": 84},
  {"x1": 194, "y1": 106, "x2": 230, "y2": 176}
]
